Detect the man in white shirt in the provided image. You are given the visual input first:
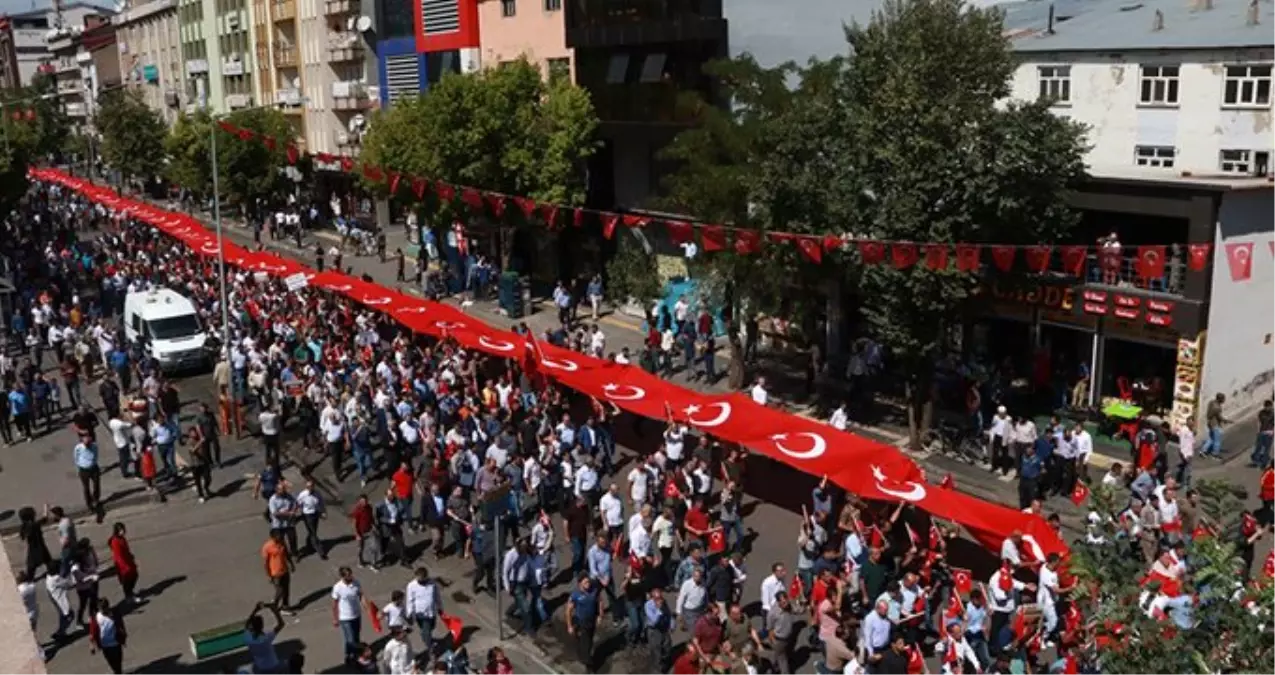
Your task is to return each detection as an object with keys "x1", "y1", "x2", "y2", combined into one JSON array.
[
  {"x1": 330, "y1": 567, "x2": 364, "y2": 663},
  {"x1": 664, "y1": 425, "x2": 686, "y2": 467},
  {"x1": 759, "y1": 563, "x2": 787, "y2": 614},
  {"x1": 1175, "y1": 421, "x2": 1195, "y2": 486},
  {"x1": 107, "y1": 415, "x2": 135, "y2": 478},
  {"x1": 297, "y1": 479, "x2": 327, "y2": 560},
  {"x1": 599, "y1": 484, "x2": 625, "y2": 540},
  {"x1": 626, "y1": 463, "x2": 649, "y2": 507},
  {"x1": 404, "y1": 567, "x2": 442, "y2": 655},
  {"x1": 1072, "y1": 423, "x2": 1094, "y2": 482},
  {"x1": 1037, "y1": 554, "x2": 1061, "y2": 635},
  {"x1": 989, "y1": 406, "x2": 1011, "y2": 473},
  {"x1": 828, "y1": 403, "x2": 849, "y2": 431},
  {"x1": 629, "y1": 515, "x2": 652, "y2": 558},
  {"x1": 380, "y1": 625, "x2": 415, "y2": 675},
  {"x1": 936, "y1": 621, "x2": 983, "y2": 674},
  {"x1": 751, "y1": 377, "x2": 769, "y2": 406}
]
